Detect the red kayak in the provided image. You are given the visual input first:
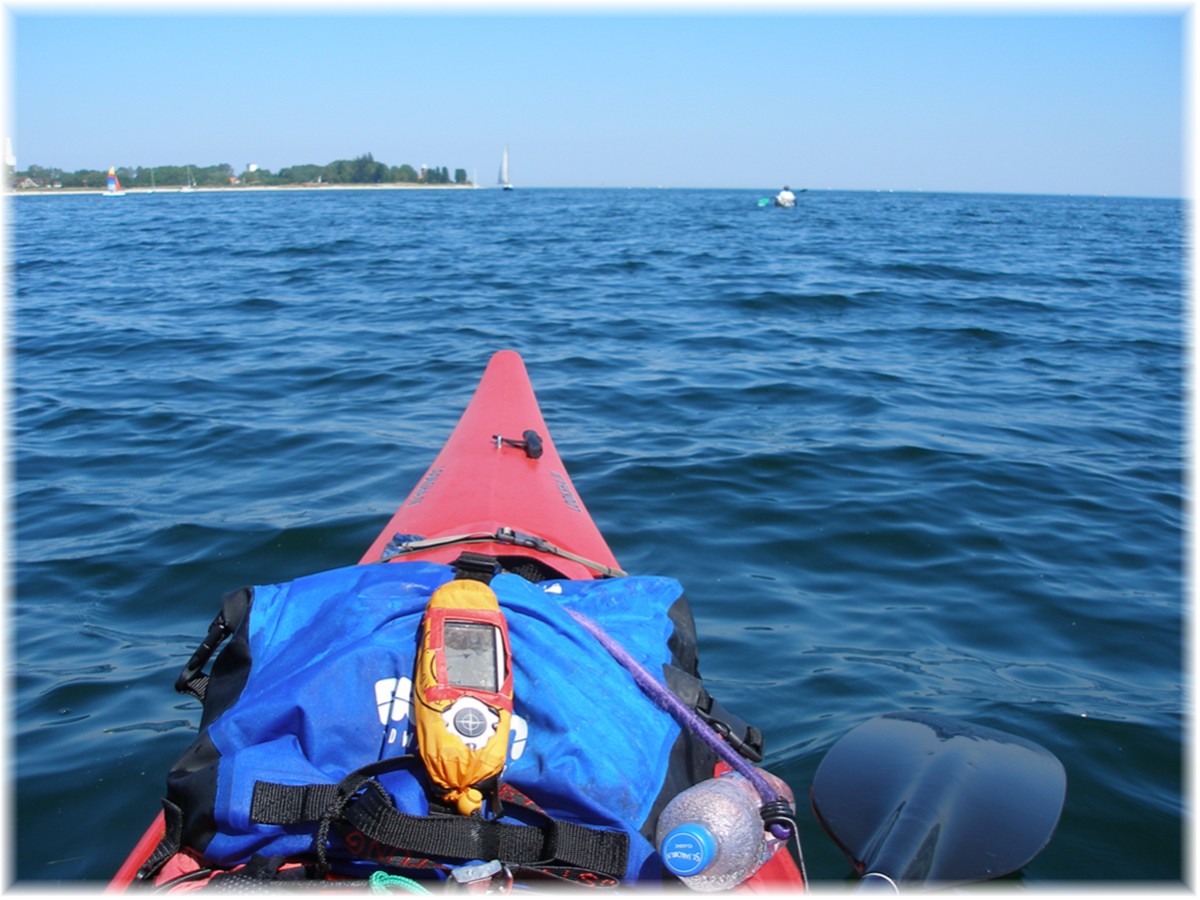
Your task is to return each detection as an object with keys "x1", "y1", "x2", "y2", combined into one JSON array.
[{"x1": 108, "y1": 350, "x2": 804, "y2": 892}]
